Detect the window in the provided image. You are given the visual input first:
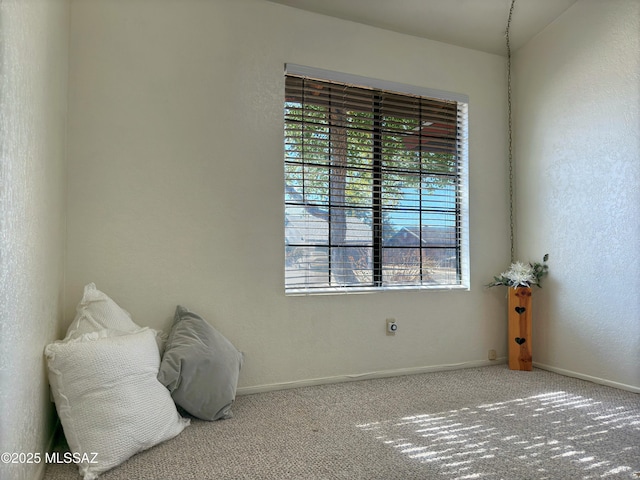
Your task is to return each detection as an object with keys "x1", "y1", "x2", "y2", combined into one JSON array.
[{"x1": 284, "y1": 65, "x2": 469, "y2": 294}]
